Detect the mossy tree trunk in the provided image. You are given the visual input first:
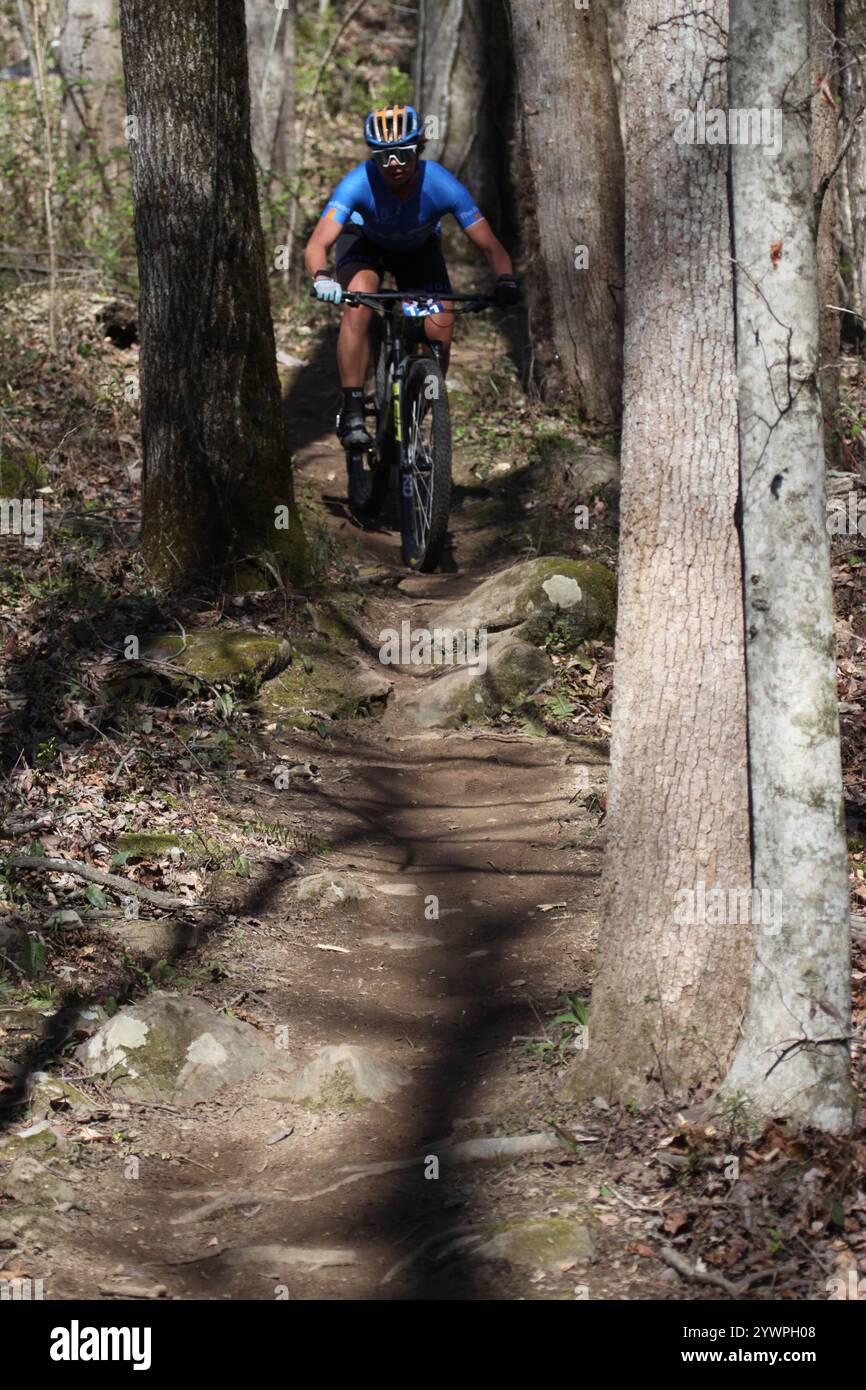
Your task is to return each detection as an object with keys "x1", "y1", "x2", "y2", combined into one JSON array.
[
  {"x1": 723, "y1": 0, "x2": 852, "y2": 1132},
  {"x1": 562, "y1": 0, "x2": 751, "y2": 1103},
  {"x1": 119, "y1": 0, "x2": 306, "y2": 589}
]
